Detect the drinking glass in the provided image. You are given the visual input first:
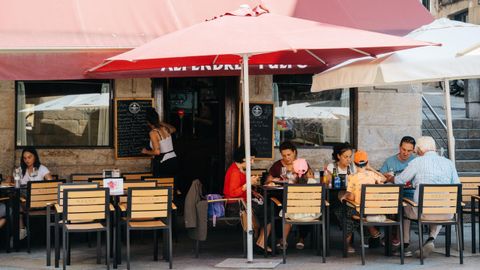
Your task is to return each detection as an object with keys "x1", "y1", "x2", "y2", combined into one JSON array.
[{"x1": 280, "y1": 167, "x2": 287, "y2": 180}]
